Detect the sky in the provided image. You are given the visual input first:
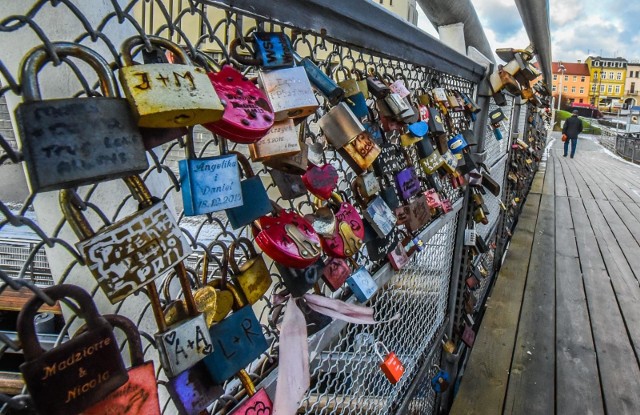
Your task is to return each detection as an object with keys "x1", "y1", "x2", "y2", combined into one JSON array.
[{"x1": 416, "y1": 0, "x2": 640, "y2": 64}]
